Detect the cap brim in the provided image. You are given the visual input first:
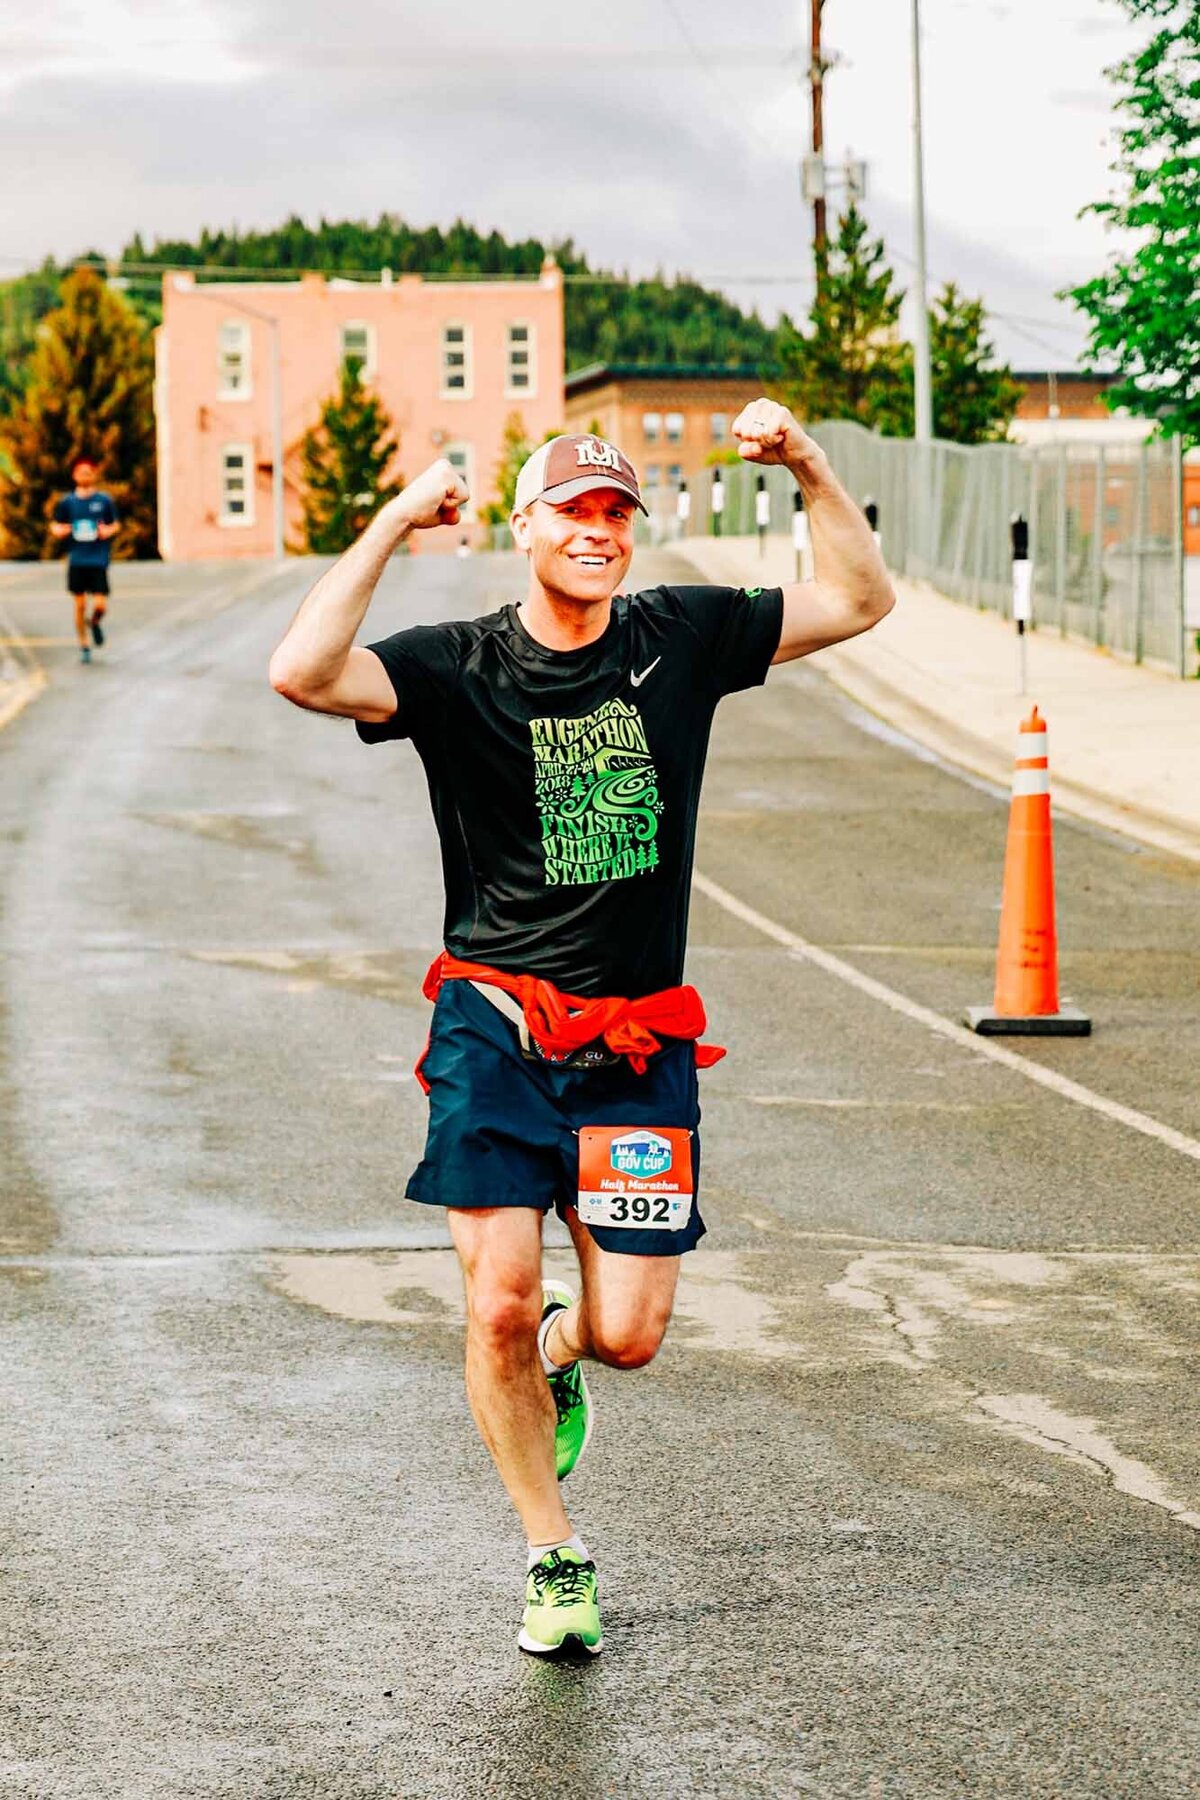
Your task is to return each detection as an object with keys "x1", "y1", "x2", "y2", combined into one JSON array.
[{"x1": 537, "y1": 474, "x2": 648, "y2": 515}]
